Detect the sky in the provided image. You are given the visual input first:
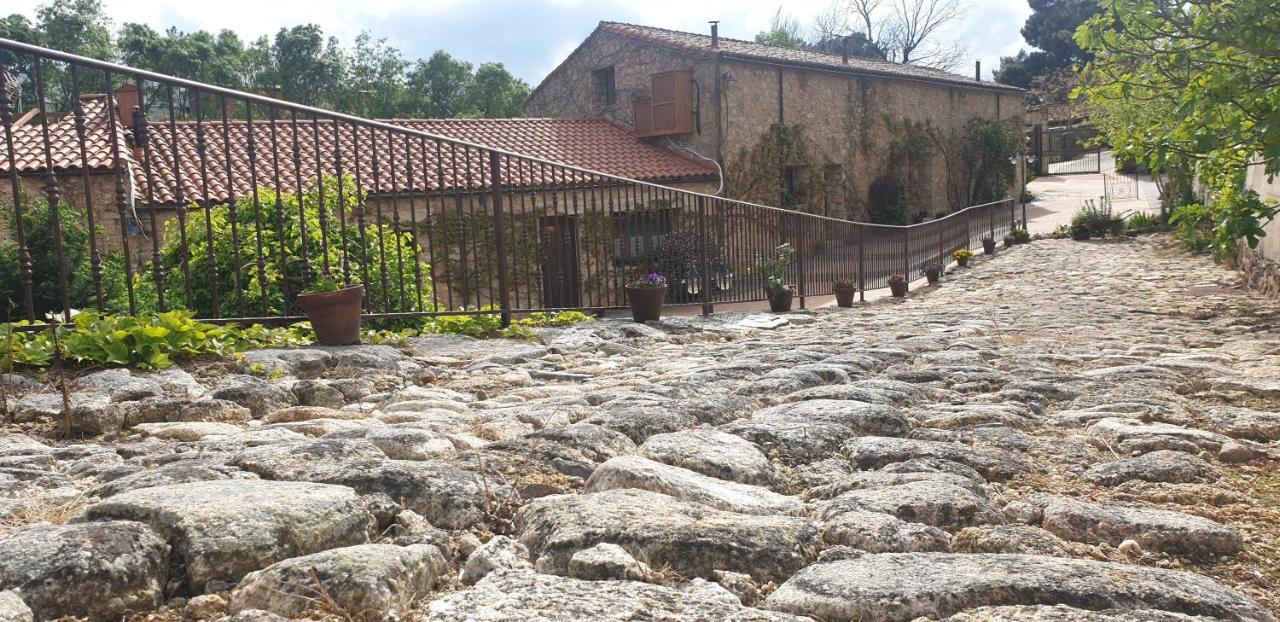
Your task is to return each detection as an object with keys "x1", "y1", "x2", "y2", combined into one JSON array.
[{"x1": 0, "y1": 0, "x2": 1034, "y2": 84}]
